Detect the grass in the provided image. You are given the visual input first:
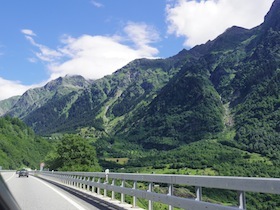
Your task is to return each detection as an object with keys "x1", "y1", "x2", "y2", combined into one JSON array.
[
  {"x1": 105, "y1": 158, "x2": 129, "y2": 165},
  {"x1": 125, "y1": 165, "x2": 217, "y2": 176},
  {"x1": 246, "y1": 152, "x2": 273, "y2": 165}
]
